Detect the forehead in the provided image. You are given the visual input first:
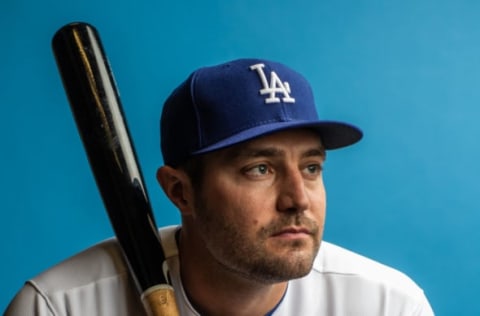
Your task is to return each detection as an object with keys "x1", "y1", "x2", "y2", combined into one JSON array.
[{"x1": 206, "y1": 129, "x2": 325, "y2": 161}]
